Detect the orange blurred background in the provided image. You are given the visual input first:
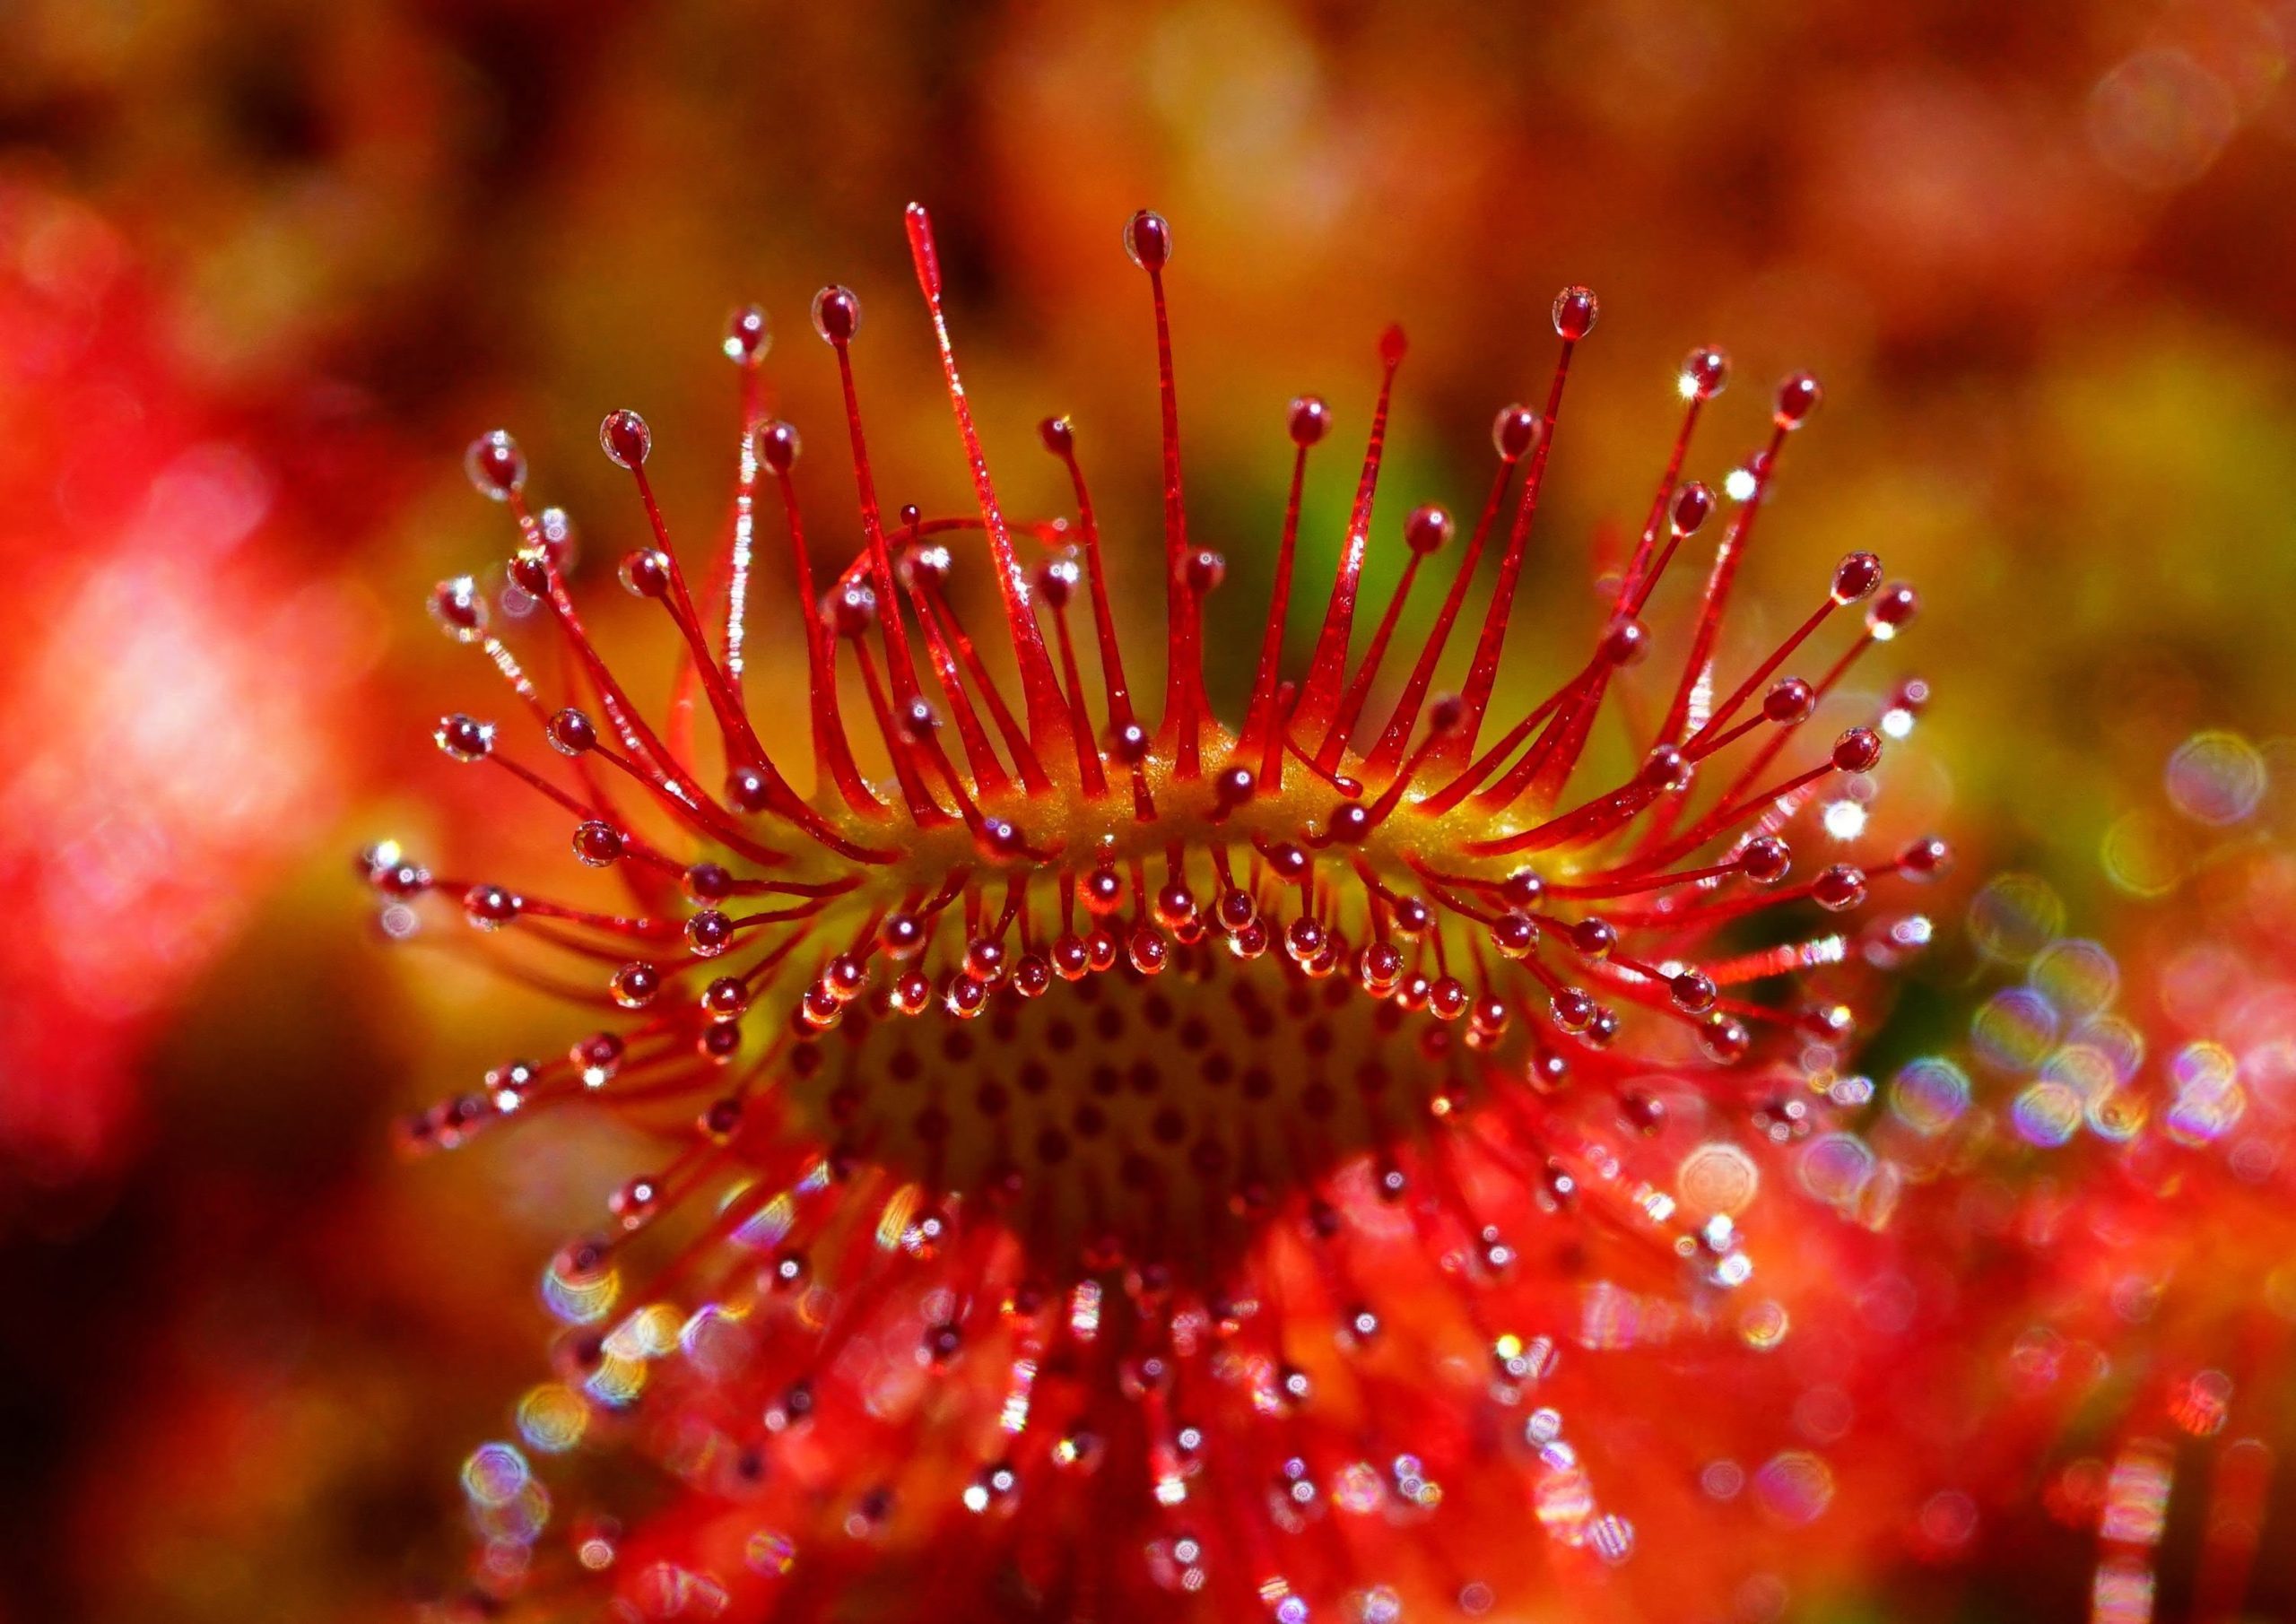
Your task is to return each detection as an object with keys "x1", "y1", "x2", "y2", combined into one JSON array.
[{"x1": 0, "y1": 1, "x2": 2291, "y2": 1619}]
